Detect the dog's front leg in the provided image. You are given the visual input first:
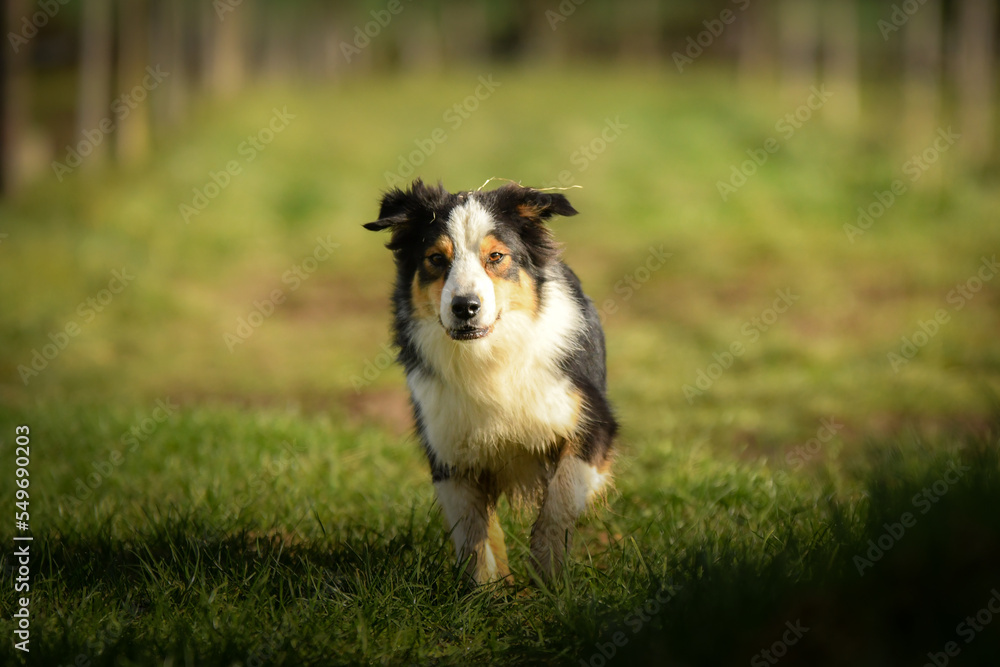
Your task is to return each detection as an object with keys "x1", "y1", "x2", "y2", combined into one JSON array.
[
  {"x1": 434, "y1": 475, "x2": 510, "y2": 585},
  {"x1": 530, "y1": 453, "x2": 606, "y2": 579}
]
